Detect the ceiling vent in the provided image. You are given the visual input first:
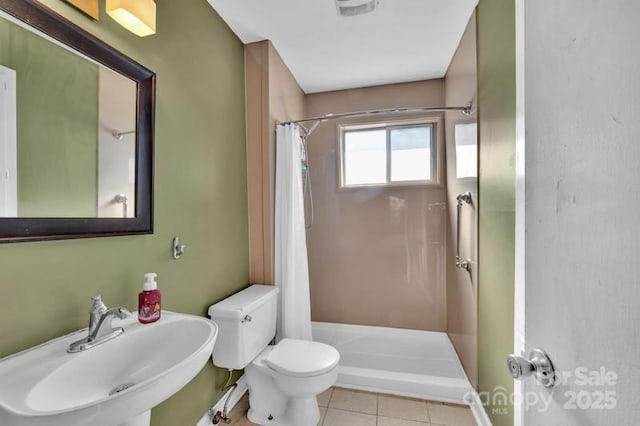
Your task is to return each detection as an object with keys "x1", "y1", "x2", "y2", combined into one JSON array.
[{"x1": 335, "y1": 0, "x2": 380, "y2": 17}]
